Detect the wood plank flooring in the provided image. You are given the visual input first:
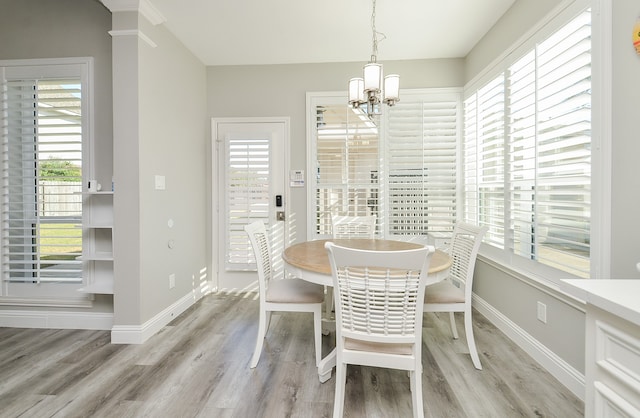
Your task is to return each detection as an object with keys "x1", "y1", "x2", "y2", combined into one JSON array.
[{"x1": 0, "y1": 291, "x2": 584, "y2": 417}]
